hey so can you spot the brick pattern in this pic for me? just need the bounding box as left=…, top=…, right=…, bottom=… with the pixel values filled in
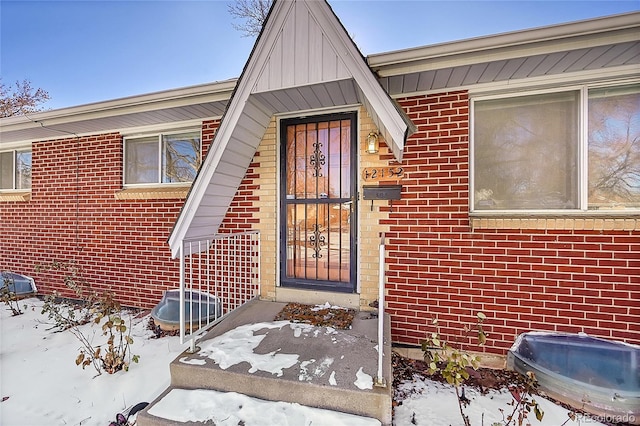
left=471, top=217, right=639, bottom=231
left=2, top=94, right=637, bottom=356
left=0, top=121, right=223, bottom=309
left=385, top=91, right=640, bottom=354
left=202, top=119, right=220, bottom=157
left=219, top=165, right=261, bottom=233
left=252, top=119, right=277, bottom=300
left=358, top=107, right=398, bottom=310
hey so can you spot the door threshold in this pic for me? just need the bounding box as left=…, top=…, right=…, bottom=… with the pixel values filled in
left=275, top=287, right=360, bottom=310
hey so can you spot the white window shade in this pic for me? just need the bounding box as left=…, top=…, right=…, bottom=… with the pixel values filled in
left=473, top=91, right=579, bottom=210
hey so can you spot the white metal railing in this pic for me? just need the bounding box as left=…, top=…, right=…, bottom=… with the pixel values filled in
left=375, top=232, right=387, bottom=387
left=179, top=231, right=260, bottom=351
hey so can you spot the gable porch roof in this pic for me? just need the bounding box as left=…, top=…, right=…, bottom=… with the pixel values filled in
left=168, top=0, right=414, bottom=257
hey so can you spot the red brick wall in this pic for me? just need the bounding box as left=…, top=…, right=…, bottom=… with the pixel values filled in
left=3, top=94, right=637, bottom=355
left=218, top=124, right=261, bottom=236
left=386, top=91, right=640, bottom=354
left=0, top=120, right=223, bottom=309
left=219, top=154, right=261, bottom=234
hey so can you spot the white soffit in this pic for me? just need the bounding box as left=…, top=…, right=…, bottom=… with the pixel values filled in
left=0, top=81, right=235, bottom=145
left=169, top=0, right=413, bottom=257
left=370, top=12, right=640, bottom=95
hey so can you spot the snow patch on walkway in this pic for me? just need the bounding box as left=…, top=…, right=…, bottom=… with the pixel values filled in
left=354, top=367, right=373, bottom=390
left=196, top=321, right=298, bottom=376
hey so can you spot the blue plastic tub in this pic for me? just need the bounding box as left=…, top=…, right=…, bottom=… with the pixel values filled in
left=507, top=332, right=640, bottom=424
left=1, top=272, right=38, bottom=296
left=151, top=289, right=222, bottom=331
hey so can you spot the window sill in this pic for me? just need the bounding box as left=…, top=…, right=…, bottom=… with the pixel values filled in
left=470, top=212, right=639, bottom=231
left=115, top=186, right=190, bottom=200
left=0, top=191, right=31, bottom=202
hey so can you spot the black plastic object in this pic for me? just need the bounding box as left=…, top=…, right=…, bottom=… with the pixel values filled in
left=362, top=185, right=402, bottom=200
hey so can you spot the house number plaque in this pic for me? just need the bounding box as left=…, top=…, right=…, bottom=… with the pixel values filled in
left=362, top=167, right=404, bottom=182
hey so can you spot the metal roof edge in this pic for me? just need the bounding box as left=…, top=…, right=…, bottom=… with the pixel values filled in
left=305, top=0, right=412, bottom=161
left=0, top=79, right=237, bottom=129
left=367, top=12, right=640, bottom=73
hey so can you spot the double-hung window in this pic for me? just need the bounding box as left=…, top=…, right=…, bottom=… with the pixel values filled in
left=124, top=130, right=201, bottom=185
left=472, top=83, right=640, bottom=212
left=0, top=149, right=32, bottom=190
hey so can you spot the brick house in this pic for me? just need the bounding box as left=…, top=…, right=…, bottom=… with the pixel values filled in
left=1, top=0, right=638, bottom=355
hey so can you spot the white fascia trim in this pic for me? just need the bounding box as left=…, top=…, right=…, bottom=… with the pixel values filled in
left=309, top=1, right=409, bottom=161
left=368, top=12, right=640, bottom=77
left=275, top=104, right=361, bottom=120
left=6, top=118, right=218, bottom=146
left=119, top=119, right=212, bottom=137
left=0, top=141, right=32, bottom=151
left=467, top=65, right=640, bottom=96
left=0, top=80, right=235, bottom=132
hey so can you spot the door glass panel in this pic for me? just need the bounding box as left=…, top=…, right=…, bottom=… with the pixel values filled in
left=285, top=202, right=351, bottom=283
left=282, top=114, right=355, bottom=290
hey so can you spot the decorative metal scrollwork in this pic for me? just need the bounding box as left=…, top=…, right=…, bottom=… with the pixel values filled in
left=309, top=223, right=326, bottom=258
left=309, top=141, right=325, bottom=177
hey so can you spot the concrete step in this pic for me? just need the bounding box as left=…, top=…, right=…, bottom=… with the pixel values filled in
left=137, top=299, right=393, bottom=425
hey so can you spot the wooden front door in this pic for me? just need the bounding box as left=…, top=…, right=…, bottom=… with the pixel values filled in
left=280, top=113, right=357, bottom=292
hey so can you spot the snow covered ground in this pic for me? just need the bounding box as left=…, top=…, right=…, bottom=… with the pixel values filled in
left=394, top=377, right=606, bottom=426
left=0, top=298, right=603, bottom=426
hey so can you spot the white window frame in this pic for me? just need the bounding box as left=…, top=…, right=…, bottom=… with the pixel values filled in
left=0, top=148, right=32, bottom=191
left=470, top=82, right=640, bottom=215
left=123, top=129, right=202, bottom=187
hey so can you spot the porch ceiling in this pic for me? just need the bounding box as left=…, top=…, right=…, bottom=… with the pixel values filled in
left=251, top=80, right=413, bottom=161
left=173, top=78, right=374, bottom=253
left=252, top=80, right=360, bottom=112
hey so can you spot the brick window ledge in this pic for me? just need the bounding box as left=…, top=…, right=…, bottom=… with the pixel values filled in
left=0, top=191, right=31, bottom=202
left=470, top=213, right=639, bottom=231
left=115, top=185, right=190, bottom=200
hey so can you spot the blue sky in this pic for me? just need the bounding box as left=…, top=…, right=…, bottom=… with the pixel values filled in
left=1, top=0, right=638, bottom=111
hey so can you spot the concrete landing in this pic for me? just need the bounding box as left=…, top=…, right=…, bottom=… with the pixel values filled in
left=137, top=298, right=392, bottom=425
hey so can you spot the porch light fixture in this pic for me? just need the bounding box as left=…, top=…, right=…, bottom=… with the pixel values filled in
left=366, top=131, right=379, bottom=154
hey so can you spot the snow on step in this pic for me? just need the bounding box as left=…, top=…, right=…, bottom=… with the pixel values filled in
left=148, top=388, right=381, bottom=425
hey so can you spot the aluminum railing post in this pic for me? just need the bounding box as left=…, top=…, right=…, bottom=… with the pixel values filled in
left=375, top=232, right=387, bottom=387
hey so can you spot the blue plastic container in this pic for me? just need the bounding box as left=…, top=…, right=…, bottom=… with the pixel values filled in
left=151, top=289, right=222, bottom=331
left=507, top=332, right=640, bottom=424
left=1, top=272, right=38, bottom=295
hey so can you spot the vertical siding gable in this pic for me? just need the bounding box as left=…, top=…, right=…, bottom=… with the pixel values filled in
left=170, top=0, right=412, bottom=253
left=254, top=1, right=351, bottom=92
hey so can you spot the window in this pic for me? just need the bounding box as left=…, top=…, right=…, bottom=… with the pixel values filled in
left=472, top=84, right=640, bottom=212
left=0, top=149, right=31, bottom=190
left=124, top=130, right=201, bottom=185
left=588, top=86, right=640, bottom=210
